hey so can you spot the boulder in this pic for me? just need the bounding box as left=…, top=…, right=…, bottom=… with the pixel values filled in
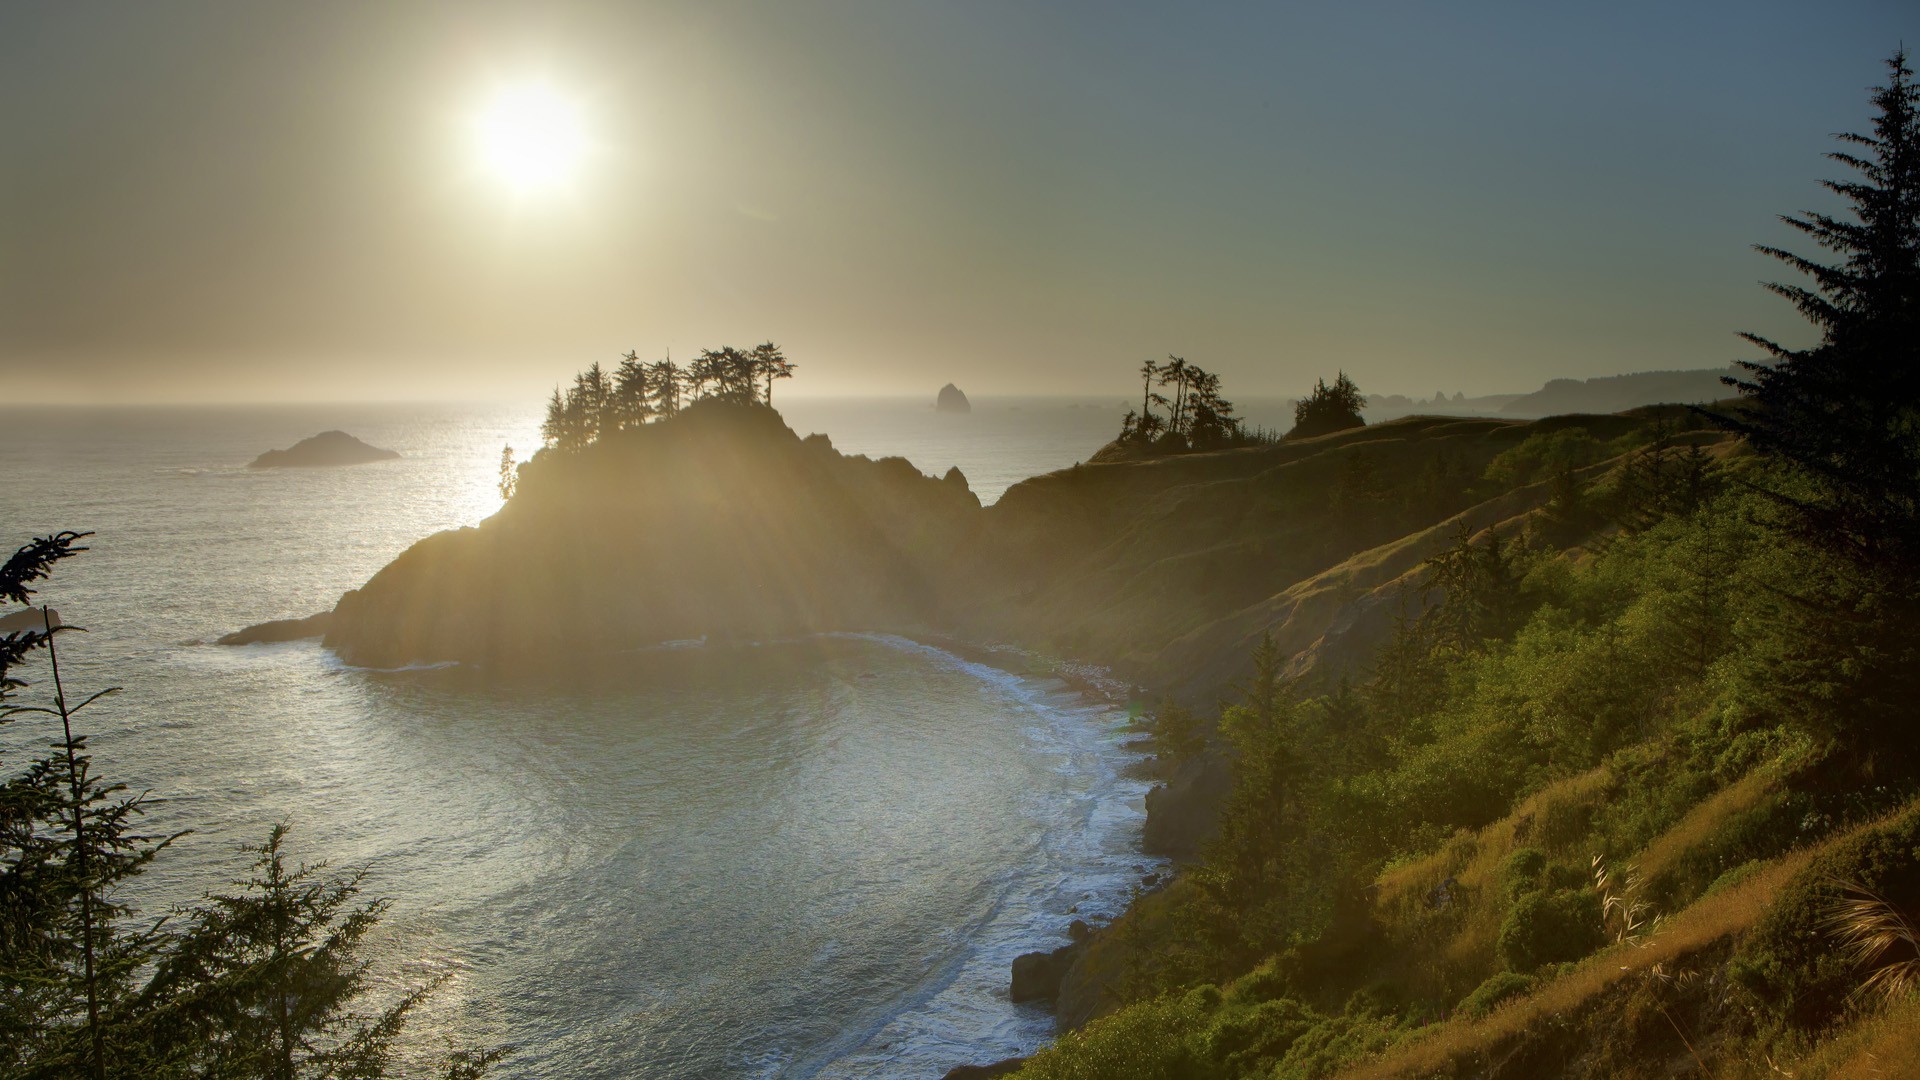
left=1142, top=751, right=1231, bottom=861
left=936, top=383, right=972, bottom=413
left=250, top=431, right=399, bottom=468
left=1010, top=935, right=1088, bottom=1002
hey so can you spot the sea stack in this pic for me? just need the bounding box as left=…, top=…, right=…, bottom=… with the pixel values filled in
left=935, top=383, right=971, bottom=413
left=250, top=431, right=400, bottom=468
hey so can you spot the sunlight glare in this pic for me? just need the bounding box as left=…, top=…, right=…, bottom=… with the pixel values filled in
left=471, top=81, right=588, bottom=195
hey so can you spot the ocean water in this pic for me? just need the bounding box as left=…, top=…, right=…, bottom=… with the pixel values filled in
left=0, top=398, right=1164, bottom=1078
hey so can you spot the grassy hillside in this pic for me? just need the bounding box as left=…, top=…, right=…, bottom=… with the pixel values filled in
left=994, top=425, right=1920, bottom=1079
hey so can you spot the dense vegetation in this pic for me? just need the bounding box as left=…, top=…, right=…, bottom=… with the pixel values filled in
left=1010, top=50, right=1920, bottom=1080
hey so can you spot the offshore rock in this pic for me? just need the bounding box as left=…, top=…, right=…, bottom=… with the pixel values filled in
left=0, top=607, right=59, bottom=634
left=936, top=383, right=972, bottom=413
left=250, top=430, right=399, bottom=468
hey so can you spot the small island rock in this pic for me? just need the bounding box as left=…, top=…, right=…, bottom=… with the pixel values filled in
left=0, top=607, right=59, bottom=635
left=935, top=383, right=972, bottom=413
left=250, top=431, right=400, bottom=469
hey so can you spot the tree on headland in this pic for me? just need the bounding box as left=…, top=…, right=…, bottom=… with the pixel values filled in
left=1287, top=372, right=1366, bottom=440
left=540, top=343, right=792, bottom=451
left=498, top=446, right=518, bottom=502
left=1115, top=355, right=1246, bottom=452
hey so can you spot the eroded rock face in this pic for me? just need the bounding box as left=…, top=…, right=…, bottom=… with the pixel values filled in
left=250, top=431, right=399, bottom=468
left=936, top=383, right=972, bottom=413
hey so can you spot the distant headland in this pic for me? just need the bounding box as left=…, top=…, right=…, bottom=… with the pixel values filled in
left=250, top=431, right=400, bottom=469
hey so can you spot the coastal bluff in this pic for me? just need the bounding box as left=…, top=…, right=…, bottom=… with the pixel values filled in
left=250, top=430, right=399, bottom=468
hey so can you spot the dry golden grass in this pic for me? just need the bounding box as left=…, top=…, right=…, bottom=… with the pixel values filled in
left=1372, top=766, right=1616, bottom=999
left=1336, top=801, right=1920, bottom=1080
left=1781, top=993, right=1920, bottom=1079
left=1335, top=845, right=1821, bottom=1080
left=1635, top=767, right=1780, bottom=889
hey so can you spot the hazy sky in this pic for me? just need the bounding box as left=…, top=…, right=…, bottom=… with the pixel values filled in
left=5, top=1, right=1918, bottom=403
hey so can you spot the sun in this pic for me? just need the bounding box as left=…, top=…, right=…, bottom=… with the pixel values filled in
left=470, top=81, right=588, bottom=194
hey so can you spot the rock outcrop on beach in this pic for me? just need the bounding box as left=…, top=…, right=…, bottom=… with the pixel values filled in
left=250, top=431, right=399, bottom=468
left=935, top=383, right=971, bottom=413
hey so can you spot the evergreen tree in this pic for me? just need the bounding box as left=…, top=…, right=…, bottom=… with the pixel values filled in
left=646, top=357, right=683, bottom=417
left=496, top=446, right=517, bottom=502
left=1, top=534, right=176, bottom=1079
left=1725, top=50, right=1920, bottom=569
left=749, top=342, right=795, bottom=405
left=145, top=826, right=502, bottom=1080
left=1287, top=372, right=1367, bottom=440
left=611, top=352, right=654, bottom=431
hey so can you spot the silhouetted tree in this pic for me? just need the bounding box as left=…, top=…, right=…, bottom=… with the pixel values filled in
left=1, top=536, right=175, bottom=1079
left=1287, top=372, right=1367, bottom=440
left=1724, top=50, right=1920, bottom=569
left=611, top=352, right=654, bottom=431
left=647, top=356, right=683, bottom=417
left=750, top=342, right=795, bottom=404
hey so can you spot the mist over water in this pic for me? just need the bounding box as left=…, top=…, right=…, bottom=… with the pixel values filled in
left=0, top=400, right=1162, bottom=1077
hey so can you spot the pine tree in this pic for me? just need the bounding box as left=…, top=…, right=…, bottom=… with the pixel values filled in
left=1725, top=50, right=1920, bottom=568
left=1, top=535, right=176, bottom=1079
left=146, top=826, right=482, bottom=1080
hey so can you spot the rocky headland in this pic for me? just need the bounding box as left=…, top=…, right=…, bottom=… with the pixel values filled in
left=226, top=396, right=1737, bottom=1064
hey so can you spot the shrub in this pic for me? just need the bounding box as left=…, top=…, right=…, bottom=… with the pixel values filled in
left=1729, top=806, right=1920, bottom=1038
left=1458, top=971, right=1534, bottom=1017
left=1497, top=888, right=1605, bottom=973
left=1501, top=848, right=1548, bottom=900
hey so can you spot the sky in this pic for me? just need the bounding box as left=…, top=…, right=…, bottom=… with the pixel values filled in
left=4, top=1, right=1919, bottom=404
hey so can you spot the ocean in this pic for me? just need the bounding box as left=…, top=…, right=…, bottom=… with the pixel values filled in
left=0, top=397, right=1165, bottom=1078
